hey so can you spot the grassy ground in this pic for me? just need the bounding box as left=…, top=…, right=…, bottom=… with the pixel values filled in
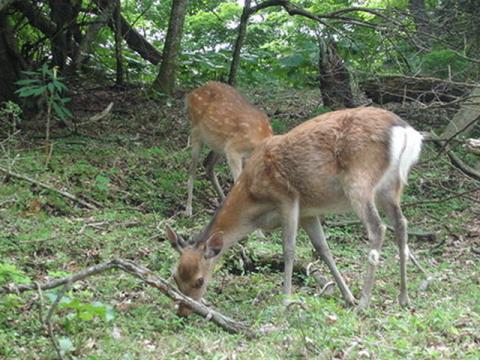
left=1, top=87, right=479, bottom=359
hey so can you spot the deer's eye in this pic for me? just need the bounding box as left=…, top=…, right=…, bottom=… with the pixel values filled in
left=194, top=277, right=204, bottom=288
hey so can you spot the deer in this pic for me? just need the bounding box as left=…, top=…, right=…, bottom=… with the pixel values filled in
left=167, top=107, right=423, bottom=316
left=185, top=81, right=273, bottom=217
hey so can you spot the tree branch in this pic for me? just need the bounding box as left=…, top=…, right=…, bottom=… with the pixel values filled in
left=248, top=1, right=384, bottom=30
left=69, top=1, right=117, bottom=72
left=0, top=259, right=256, bottom=337
left=13, top=0, right=56, bottom=37
left=94, top=0, right=162, bottom=65
left=0, top=166, right=99, bottom=210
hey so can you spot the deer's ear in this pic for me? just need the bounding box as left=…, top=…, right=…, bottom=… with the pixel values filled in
left=204, top=232, right=223, bottom=259
left=166, top=225, right=186, bottom=252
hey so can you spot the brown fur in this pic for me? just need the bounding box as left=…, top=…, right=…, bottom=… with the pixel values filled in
left=173, top=106, right=421, bottom=312
left=186, top=82, right=272, bottom=154
left=185, top=82, right=273, bottom=217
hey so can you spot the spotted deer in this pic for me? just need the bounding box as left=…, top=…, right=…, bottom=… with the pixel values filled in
left=168, top=107, right=423, bottom=315
left=185, top=81, right=272, bottom=217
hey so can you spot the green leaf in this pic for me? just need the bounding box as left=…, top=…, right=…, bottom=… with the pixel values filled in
left=15, top=79, right=40, bottom=86
left=53, top=80, right=67, bottom=92
left=62, top=107, right=73, bottom=118
left=16, top=87, right=46, bottom=97
left=51, top=102, right=71, bottom=120
left=20, top=70, right=39, bottom=76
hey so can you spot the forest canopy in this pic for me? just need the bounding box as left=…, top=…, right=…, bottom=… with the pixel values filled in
left=1, top=0, right=479, bottom=104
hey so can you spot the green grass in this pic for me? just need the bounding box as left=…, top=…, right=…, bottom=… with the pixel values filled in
left=1, top=97, right=479, bottom=359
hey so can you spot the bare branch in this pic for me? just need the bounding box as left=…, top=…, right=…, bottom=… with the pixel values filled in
left=0, top=166, right=99, bottom=210
left=46, top=281, right=72, bottom=360
left=0, top=259, right=256, bottom=337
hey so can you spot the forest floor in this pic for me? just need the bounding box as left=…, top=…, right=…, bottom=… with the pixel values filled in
left=1, top=86, right=479, bottom=359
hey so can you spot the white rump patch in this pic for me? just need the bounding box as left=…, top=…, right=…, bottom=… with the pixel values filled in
left=368, top=249, right=380, bottom=266
left=404, top=244, right=410, bottom=259
left=390, top=126, right=423, bottom=184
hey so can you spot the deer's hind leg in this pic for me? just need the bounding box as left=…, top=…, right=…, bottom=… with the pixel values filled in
left=377, top=181, right=410, bottom=307
left=302, top=216, right=356, bottom=306
left=347, top=183, right=387, bottom=310
left=204, top=151, right=225, bottom=200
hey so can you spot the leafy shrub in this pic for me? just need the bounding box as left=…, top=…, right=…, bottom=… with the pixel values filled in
left=419, top=49, right=470, bottom=80
left=15, top=64, right=72, bottom=121
left=0, top=262, right=31, bottom=285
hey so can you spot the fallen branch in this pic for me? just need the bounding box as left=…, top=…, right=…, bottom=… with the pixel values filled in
left=446, top=148, right=480, bottom=182
left=46, top=281, right=71, bottom=360
left=0, top=166, right=98, bottom=210
left=0, top=259, right=255, bottom=337
left=77, top=102, right=114, bottom=126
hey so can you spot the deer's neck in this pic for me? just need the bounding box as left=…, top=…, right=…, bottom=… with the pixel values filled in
left=208, top=180, right=258, bottom=253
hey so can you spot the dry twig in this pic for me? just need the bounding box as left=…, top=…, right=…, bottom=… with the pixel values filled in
left=0, top=259, right=255, bottom=337
left=45, top=281, right=71, bottom=360
left=0, top=166, right=98, bottom=210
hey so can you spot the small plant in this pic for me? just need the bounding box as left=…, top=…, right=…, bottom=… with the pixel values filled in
left=15, top=65, right=72, bottom=161
left=0, top=101, right=22, bottom=137
left=0, top=262, right=31, bottom=285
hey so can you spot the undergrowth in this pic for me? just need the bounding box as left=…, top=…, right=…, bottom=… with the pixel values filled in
left=0, top=87, right=479, bottom=359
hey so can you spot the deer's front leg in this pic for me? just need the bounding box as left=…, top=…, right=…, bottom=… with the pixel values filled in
left=281, top=198, right=300, bottom=303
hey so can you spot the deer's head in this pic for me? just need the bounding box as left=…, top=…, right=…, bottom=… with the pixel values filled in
left=166, top=225, right=223, bottom=316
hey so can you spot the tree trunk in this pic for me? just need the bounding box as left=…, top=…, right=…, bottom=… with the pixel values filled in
left=0, top=10, right=23, bottom=103
left=318, top=37, right=355, bottom=109
left=228, top=0, right=251, bottom=86
left=441, top=86, right=480, bottom=139
left=48, top=0, right=73, bottom=69
left=152, top=0, right=189, bottom=96
left=68, top=1, right=116, bottom=73
left=13, top=0, right=56, bottom=38
left=94, top=0, right=162, bottom=65
left=114, top=0, right=124, bottom=86
left=409, top=0, right=430, bottom=48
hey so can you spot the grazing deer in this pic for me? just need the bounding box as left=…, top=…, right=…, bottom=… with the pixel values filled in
left=168, top=107, right=423, bottom=315
left=185, top=81, right=272, bottom=216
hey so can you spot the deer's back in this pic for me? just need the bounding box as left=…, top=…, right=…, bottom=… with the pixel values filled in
left=244, top=107, right=406, bottom=211
left=186, top=82, right=272, bottom=154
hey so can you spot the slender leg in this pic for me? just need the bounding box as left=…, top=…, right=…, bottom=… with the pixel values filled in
left=354, top=200, right=386, bottom=310
left=301, top=216, right=356, bottom=306
left=186, top=139, right=202, bottom=217
left=225, top=151, right=243, bottom=182
left=382, top=201, right=410, bottom=307
left=204, top=151, right=225, bottom=200
left=281, top=198, right=300, bottom=302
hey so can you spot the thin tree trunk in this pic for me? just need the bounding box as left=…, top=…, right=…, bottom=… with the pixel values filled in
left=152, top=0, right=189, bottom=96
left=409, top=0, right=430, bottom=48
left=114, top=0, right=124, bottom=86
left=0, top=10, right=23, bottom=103
left=228, top=0, right=251, bottom=86
left=94, top=0, right=162, bottom=65
left=48, top=0, right=72, bottom=69
left=68, top=1, right=116, bottom=73
left=318, top=37, right=355, bottom=109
